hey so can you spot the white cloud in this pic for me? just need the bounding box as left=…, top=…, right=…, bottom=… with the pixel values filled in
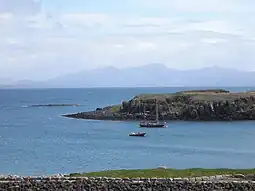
left=134, top=0, right=253, bottom=12
left=26, top=13, right=57, bottom=29
left=0, top=12, right=13, bottom=20
left=0, top=0, right=41, bottom=15
left=59, top=13, right=112, bottom=28
left=201, top=38, right=227, bottom=44
left=189, top=20, right=241, bottom=35
left=170, top=0, right=242, bottom=12
left=122, top=17, right=172, bottom=27
left=114, top=44, right=125, bottom=49
left=135, top=41, right=157, bottom=51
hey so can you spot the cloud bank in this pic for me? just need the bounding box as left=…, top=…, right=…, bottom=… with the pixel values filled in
left=0, top=0, right=255, bottom=80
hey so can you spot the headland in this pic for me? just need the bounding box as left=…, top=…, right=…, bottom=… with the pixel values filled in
left=63, top=89, right=255, bottom=121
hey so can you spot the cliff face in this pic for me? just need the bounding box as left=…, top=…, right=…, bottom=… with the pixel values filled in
left=64, top=90, right=255, bottom=121
left=121, top=90, right=255, bottom=121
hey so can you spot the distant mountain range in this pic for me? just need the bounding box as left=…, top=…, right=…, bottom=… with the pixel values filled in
left=1, top=64, right=255, bottom=88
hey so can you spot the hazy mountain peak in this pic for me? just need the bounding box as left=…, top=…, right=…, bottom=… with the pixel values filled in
left=144, top=63, right=168, bottom=69
left=200, top=65, right=243, bottom=74
left=96, top=66, right=119, bottom=71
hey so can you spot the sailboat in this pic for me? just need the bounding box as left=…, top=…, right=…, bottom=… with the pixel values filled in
left=139, top=99, right=167, bottom=128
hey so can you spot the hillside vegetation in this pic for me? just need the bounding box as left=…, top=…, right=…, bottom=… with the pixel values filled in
left=70, top=168, right=255, bottom=178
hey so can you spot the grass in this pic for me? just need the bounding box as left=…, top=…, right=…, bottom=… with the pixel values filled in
left=110, top=104, right=122, bottom=112
left=135, top=91, right=255, bottom=103
left=179, top=89, right=230, bottom=93
left=137, top=89, right=230, bottom=99
left=70, top=168, right=255, bottom=178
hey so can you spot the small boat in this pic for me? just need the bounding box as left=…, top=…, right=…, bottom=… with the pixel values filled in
left=129, top=132, right=146, bottom=137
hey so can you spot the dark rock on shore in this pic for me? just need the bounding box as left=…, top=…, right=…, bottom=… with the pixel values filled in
left=63, top=89, right=255, bottom=121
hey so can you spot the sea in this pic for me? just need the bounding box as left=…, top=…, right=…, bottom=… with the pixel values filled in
left=1, top=87, right=255, bottom=176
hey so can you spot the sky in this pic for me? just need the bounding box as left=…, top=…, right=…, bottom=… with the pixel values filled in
left=0, top=0, right=255, bottom=80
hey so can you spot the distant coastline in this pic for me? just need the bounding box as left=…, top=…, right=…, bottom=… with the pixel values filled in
left=2, top=65, right=255, bottom=89
left=63, top=89, right=255, bottom=121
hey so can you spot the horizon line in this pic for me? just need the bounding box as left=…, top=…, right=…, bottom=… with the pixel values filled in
left=1, top=86, right=255, bottom=90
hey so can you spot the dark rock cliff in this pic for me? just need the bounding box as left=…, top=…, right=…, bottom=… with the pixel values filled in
left=64, top=89, right=255, bottom=121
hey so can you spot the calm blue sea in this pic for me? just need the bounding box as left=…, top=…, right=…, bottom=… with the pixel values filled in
left=1, top=87, right=255, bottom=176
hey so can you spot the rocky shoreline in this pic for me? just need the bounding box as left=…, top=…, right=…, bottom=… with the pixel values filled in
left=1, top=174, right=255, bottom=190
left=63, top=89, right=255, bottom=121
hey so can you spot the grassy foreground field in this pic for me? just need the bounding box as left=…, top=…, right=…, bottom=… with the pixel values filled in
left=70, top=168, right=255, bottom=178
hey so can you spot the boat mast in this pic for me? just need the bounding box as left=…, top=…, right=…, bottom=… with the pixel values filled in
left=139, top=98, right=146, bottom=120
left=156, top=99, right=159, bottom=122
left=143, top=103, right=146, bottom=120
left=138, top=99, right=140, bottom=113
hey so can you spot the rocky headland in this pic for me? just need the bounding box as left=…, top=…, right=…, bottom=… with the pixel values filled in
left=63, top=89, right=255, bottom=121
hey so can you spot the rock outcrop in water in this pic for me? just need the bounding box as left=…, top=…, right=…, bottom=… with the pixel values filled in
left=63, top=89, right=255, bottom=121
left=31, top=104, right=81, bottom=107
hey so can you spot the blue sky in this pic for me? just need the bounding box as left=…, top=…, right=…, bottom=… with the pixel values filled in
left=0, top=0, right=255, bottom=80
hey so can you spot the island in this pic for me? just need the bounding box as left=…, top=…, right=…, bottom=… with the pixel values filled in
left=63, top=89, right=255, bottom=121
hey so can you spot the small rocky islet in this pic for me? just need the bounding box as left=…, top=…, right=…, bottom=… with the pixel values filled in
left=30, top=104, right=81, bottom=107
left=63, top=89, right=255, bottom=121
